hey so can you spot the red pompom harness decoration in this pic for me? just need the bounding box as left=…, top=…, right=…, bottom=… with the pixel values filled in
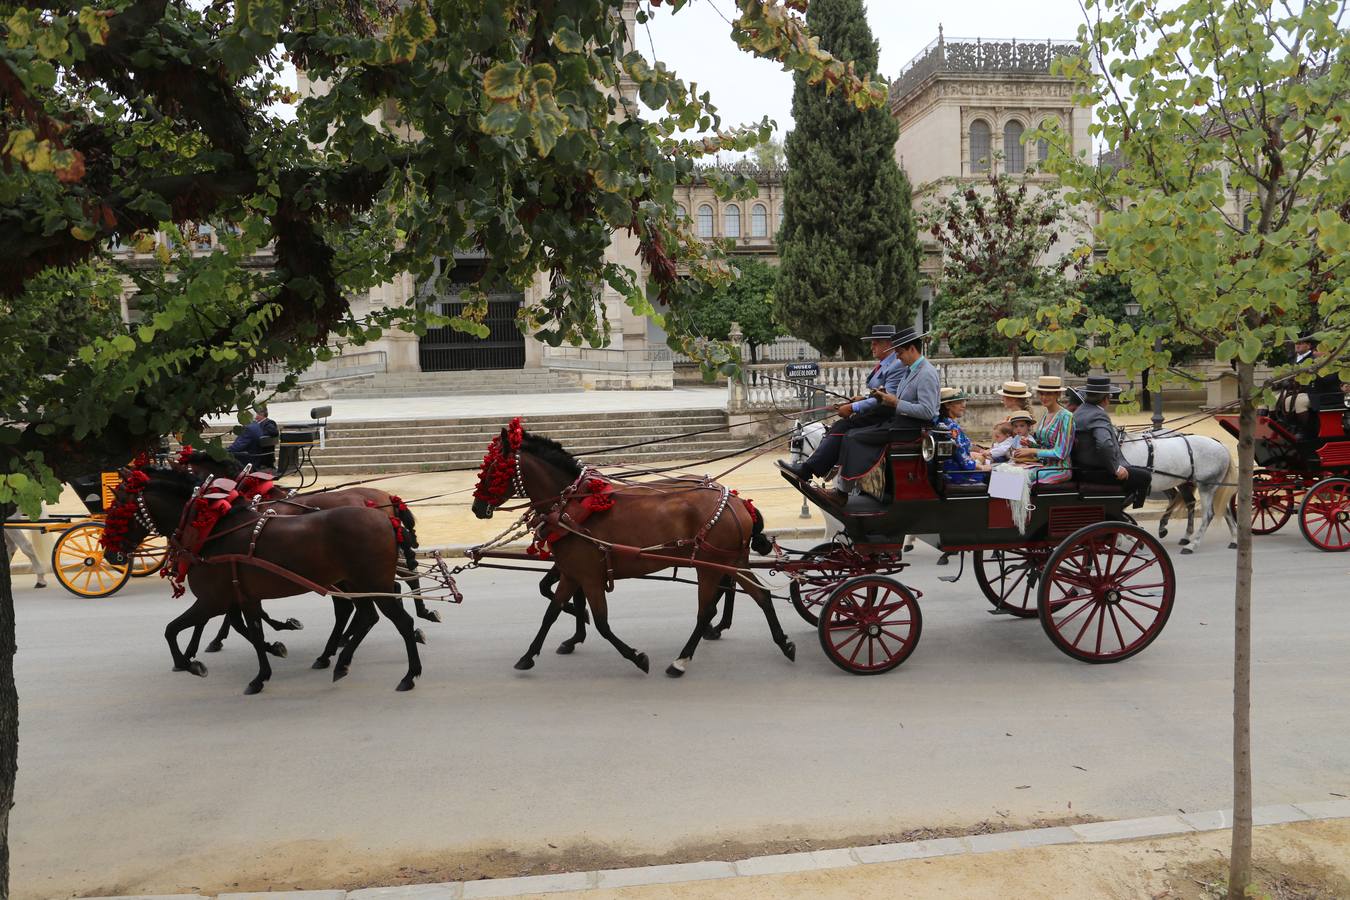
left=100, top=469, right=150, bottom=554
left=366, top=496, right=409, bottom=545
left=474, top=417, right=524, bottom=506
left=527, top=474, right=616, bottom=560
left=162, top=478, right=242, bottom=598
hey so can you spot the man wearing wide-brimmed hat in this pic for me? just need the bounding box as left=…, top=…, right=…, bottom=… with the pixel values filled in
left=779, top=324, right=908, bottom=481
left=1069, top=374, right=1151, bottom=505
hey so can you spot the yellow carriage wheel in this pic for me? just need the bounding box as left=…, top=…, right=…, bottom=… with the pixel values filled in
left=130, top=535, right=168, bottom=577
left=51, top=522, right=132, bottom=598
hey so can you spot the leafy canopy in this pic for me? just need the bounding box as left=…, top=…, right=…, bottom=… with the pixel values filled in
left=0, top=0, right=889, bottom=515
left=683, top=256, right=783, bottom=360
left=1010, top=0, right=1350, bottom=390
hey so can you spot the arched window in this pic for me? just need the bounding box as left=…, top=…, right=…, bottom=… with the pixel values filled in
left=676, top=203, right=687, bottom=220
left=697, top=204, right=714, bottom=237
left=724, top=203, right=741, bottom=238
left=751, top=203, right=768, bottom=237
left=1004, top=120, right=1025, bottom=174
left=969, top=120, right=991, bottom=174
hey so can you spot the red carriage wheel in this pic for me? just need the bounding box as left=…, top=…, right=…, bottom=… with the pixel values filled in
left=817, top=576, right=922, bottom=675
left=787, top=542, right=853, bottom=626
left=1297, top=477, right=1350, bottom=552
left=974, top=548, right=1050, bottom=618
left=1036, top=522, right=1175, bottom=664
left=1233, top=473, right=1296, bottom=535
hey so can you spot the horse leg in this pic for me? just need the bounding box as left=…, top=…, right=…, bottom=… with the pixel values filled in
left=516, top=572, right=573, bottom=670
left=1186, top=483, right=1222, bottom=553
left=332, top=600, right=379, bottom=682
left=582, top=580, right=649, bottom=674
left=1178, top=483, right=1198, bottom=547
left=164, top=601, right=212, bottom=677
left=259, top=604, right=304, bottom=633
left=374, top=594, right=423, bottom=691
left=666, top=570, right=725, bottom=678
left=1158, top=488, right=1176, bottom=539
left=738, top=571, right=796, bottom=662
left=184, top=618, right=208, bottom=659
left=204, top=614, right=232, bottom=653
left=703, top=575, right=735, bottom=640
left=556, top=584, right=589, bottom=654
left=313, top=596, right=355, bottom=670
left=228, top=606, right=272, bottom=695
left=405, top=546, right=440, bottom=623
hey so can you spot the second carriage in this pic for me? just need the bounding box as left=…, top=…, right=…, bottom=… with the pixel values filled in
left=776, top=425, right=1176, bottom=674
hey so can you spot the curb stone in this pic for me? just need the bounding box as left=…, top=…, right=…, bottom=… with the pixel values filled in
left=89, top=805, right=1348, bottom=900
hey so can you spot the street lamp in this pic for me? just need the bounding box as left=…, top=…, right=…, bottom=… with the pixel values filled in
left=1122, top=300, right=1165, bottom=430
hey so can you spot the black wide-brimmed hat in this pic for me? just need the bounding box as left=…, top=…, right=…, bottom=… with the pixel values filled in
left=861, top=324, right=898, bottom=341
left=1064, top=386, right=1084, bottom=406
left=1080, top=374, right=1123, bottom=395
left=888, top=326, right=929, bottom=350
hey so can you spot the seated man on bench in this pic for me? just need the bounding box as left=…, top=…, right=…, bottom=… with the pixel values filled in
left=1063, top=375, right=1151, bottom=505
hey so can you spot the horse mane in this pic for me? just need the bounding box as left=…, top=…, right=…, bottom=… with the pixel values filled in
left=145, top=466, right=206, bottom=497
left=521, top=430, right=582, bottom=479
left=180, top=451, right=242, bottom=476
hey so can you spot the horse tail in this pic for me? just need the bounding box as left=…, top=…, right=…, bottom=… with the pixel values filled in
left=387, top=494, right=419, bottom=564
left=743, top=497, right=772, bottom=556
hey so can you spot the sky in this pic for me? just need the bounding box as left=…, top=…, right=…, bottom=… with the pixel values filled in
left=636, top=0, right=1090, bottom=149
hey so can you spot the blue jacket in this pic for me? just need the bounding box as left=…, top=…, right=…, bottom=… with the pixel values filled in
left=850, top=352, right=905, bottom=417
left=228, top=417, right=278, bottom=465
left=893, top=357, right=941, bottom=424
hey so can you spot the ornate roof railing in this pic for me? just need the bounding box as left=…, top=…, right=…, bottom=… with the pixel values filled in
left=891, top=33, right=1082, bottom=102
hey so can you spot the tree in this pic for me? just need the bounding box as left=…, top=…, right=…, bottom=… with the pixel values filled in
left=922, top=171, right=1084, bottom=375
left=777, top=0, right=920, bottom=359
left=685, top=257, right=783, bottom=362
left=1066, top=272, right=1134, bottom=375
left=751, top=136, right=785, bottom=169
left=1010, top=2, right=1349, bottom=895
left=0, top=2, right=888, bottom=894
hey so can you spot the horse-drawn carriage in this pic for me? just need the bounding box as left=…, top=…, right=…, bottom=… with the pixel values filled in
left=4, top=470, right=168, bottom=597
left=1218, top=388, right=1350, bottom=551
left=774, top=426, right=1176, bottom=674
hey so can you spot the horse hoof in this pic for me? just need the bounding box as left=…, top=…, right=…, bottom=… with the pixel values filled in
left=936, top=554, right=950, bottom=566
left=1228, top=542, right=1237, bottom=549
left=312, top=657, right=330, bottom=670
left=702, top=626, right=722, bottom=641
left=1181, top=546, right=1194, bottom=555
left=396, top=677, right=416, bottom=692
left=1179, top=538, right=1191, bottom=546
left=781, top=640, right=797, bottom=662
left=903, top=544, right=915, bottom=553
left=188, top=660, right=208, bottom=677
left=414, top=628, right=427, bottom=645
left=633, top=652, right=650, bottom=674
left=204, top=641, right=223, bottom=653
left=556, top=640, right=578, bottom=655
left=417, top=609, right=442, bottom=623
left=244, top=682, right=263, bottom=695
left=514, top=656, right=535, bottom=671
left=268, top=642, right=288, bottom=659
left=284, top=618, right=304, bottom=631
left=665, top=663, right=686, bottom=678
left=333, top=665, right=349, bottom=682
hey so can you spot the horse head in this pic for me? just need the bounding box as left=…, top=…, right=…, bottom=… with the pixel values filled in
left=472, top=420, right=525, bottom=519
left=101, top=467, right=199, bottom=564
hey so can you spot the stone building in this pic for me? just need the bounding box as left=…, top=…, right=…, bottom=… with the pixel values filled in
left=888, top=30, right=1096, bottom=300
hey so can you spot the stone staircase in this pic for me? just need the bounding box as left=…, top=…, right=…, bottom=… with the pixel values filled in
left=325, top=370, right=581, bottom=399
left=209, top=410, right=757, bottom=475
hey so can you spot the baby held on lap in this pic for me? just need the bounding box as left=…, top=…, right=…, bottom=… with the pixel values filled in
left=978, top=417, right=1037, bottom=469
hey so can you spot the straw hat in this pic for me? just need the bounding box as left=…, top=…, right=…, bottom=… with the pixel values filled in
left=1033, top=375, right=1066, bottom=393
left=939, top=387, right=967, bottom=403
left=997, top=380, right=1030, bottom=399
left=1007, top=411, right=1036, bottom=425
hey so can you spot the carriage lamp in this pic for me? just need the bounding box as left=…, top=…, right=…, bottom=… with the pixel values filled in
left=1122, top=301, right=1165, bottom=430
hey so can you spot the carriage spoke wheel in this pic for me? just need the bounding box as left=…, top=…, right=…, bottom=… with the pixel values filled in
left=974, top=548, right=1049, bottom=618
left=817, top=576, right=922, bottom=675
left=1235, top=473, right=1296, bottom=535
left=788, top=542, right=853, bottom=626
left=1297, top=477, right=1350, bottom=552
left=130, top=535, right=168, bottom=577
left=51, top=522, right=131, bottom=598
left=1037, top=522, right=1175, bottom=664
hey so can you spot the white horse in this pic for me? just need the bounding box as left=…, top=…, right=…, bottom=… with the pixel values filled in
left=1118, top=431, right=1238, bottom=554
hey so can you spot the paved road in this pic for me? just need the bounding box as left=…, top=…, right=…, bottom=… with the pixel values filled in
left=12, top=529, right=1350, bottom=897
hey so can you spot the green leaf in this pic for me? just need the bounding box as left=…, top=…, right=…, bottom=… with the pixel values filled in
left=1238, top=334, right=1262, bottom=365
left=111, top=334, right=136, bottom=353
left=483, top=61, right=525, bottom=100
left=479, top=102, right=521, bottom=135
left=553, top=28, right=584, bottom=53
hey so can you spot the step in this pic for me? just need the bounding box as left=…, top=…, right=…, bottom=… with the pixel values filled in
left=311, top=445, right=760, bottom=474
left=318, top=423, right=734, bottom=448
left=309, top=437, right=752, bottom=466
left=209, top=409, right=727, bottom=432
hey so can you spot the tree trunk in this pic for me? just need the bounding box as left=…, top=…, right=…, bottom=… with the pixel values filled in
left=1227, top=360, right=1255, bottom=899
left=1010, top=341, right=1021, bottom=381
left=0, top=537, right=15, bottom=900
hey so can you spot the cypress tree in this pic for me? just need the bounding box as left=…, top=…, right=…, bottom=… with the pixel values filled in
left=777, top=0, right=920, bottom=359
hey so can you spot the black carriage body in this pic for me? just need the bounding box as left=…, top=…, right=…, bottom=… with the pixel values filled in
left=793, top=435, right=1128, bottom=552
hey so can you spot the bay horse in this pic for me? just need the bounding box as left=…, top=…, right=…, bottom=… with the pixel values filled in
left=471, top=422, right=792, bottom=677
left=105, top=468, right=422, bottom=694
left=176, top=452, right=435, bottom=667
